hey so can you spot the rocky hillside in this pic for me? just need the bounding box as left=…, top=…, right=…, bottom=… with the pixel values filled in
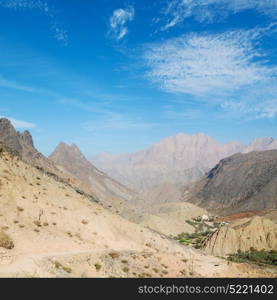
left=49, top=142, right=135, bottom=214
left=0, top=118, right=92, bottom=195
left=203, top=216, right=277, bottom=257
left=91, top=133, right=277, bottom=191
left=185, top=150, right=277, bottom=214
left=0, top=118, right=56, bottom=172
left=1, top=143, right=270, bottom=278
left=0, top=118, right=135, bottom=215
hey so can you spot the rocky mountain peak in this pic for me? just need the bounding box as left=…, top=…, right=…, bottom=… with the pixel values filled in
left=50, top=142, right=87, bottom=163
left=0, top=118, right=36, bottom=152
left=0, top=118, right=23, bottom=153
left=49, top=141, right=136, bottom=207
left=19, top=130, right=34, bottom=148
left=0, top=117, right=60, bottom=173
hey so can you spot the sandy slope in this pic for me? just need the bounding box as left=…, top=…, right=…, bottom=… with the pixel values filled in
left=0, top=148, right=275, bottom=278
left=137, top=202, right=208, bottom=237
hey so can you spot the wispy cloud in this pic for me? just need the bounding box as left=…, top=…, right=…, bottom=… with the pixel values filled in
left=163, top=107, right=207, bottom=120
left=51, top=23, right=68, bottom=46
left=0, top=0, right=49, bottom=11
left=109, top=6, right=134, bottom=40
left=161, top=0, right=277, bottom=29
left=222, top=99, right=277, bottom=120
left=0, top=74, right=60, bottom=96
left=143, top=28, right=276, bottom=96
left=0, top=115, right=36, bottom=129
left=83, top=114, right=157, bottom=132
left=0, top=75, right=39, bottom=92
left=0, top=0, right=68, bottom=45
left=59, top=97, right=110, bottom=115
left=60, top=97, right=158, bottom=132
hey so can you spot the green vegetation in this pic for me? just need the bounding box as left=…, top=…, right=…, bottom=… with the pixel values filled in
left=53, top=261, right=72, bottom=273
left=95, top=263, right=102, bottom=271
left=174, top=231, right=211, bottom=248
left=138, top=272, right=152, bottom=278
left=17, top=206, right=24, bottom=212
left=185, top=220, right=195, bottom=226
left=122, top=267, right=129, bottom=273
left=121, top=259, right=128, bottom=264
left=0, top=230, right=14, bottom=249
left=227, top=248, right=277, bottom=266
left=175, top=216, right=225, bottom=249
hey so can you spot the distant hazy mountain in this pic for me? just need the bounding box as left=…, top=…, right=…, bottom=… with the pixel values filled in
left=185, top=150, right=277, bottom=214
left=49, top=142, right=136, bottom=213
left=91, top=133, right=277, bottom=191
left=242, top=137, right=277, bottom=153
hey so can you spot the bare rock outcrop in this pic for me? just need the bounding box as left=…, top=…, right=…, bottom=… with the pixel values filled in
left=0, top=118, right=57, bottom=172
left=203, top=216, right=277, bottom=257
left=185, top=150, right=277, bottom=214
left=49, top=142, right=136, bottom=214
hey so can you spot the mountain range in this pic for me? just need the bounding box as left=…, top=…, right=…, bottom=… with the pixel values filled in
left=0, top=141, right=231, bottom=278
left=0, top=117, right=276, bottom=277
left=0, top=118, right=134, bottom=215
left=49, top=142, right=135, bottom=215
left=184, top=150, right=277, bottom=215
left=91, top=133, right=277, bottom=191
left=2, top=118, right=270, bottom=277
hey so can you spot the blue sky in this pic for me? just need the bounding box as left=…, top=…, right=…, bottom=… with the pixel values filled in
left=0, top=0, right=276, bottom=156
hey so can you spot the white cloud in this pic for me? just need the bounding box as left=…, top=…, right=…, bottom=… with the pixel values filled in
left=0, top=0, right=49, bottom=11
left=52, top=24, right=68, bottom=45
left=0, top=75, right=61, bottom=97
left=258, top=100, right=277, bottom=119
left=0, top=75, right=38, bottom=92
left=60, top=98, right=158, bottom=131
left=163, top=107, right=206, bottom=120
left=0, top=0, right=68, bottom=45
left=109, top=6, right=134, bottom=40
left=161, top=0, right=277, bottom=29
left=0, top=116, right=36, bottom=128
left=59, top=98, right=110, bottom=115
left=143, top=29, right=276, bottom=96
left=83, top=114, right=157, bottom=132
left=222, top=99, right=277, bottom=120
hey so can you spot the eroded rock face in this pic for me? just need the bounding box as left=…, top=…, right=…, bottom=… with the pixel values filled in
left=0, top=118, right=50, bottom=167
left=0, top=118, right=136, bottom=216
left=49, top=142, right=136, bottom=213
left=0, top=118, right=99, bottom=202
left=186, top=150, right=277, bottom=214
left=203, top=216, right=277, bottom=257
left=0, top=118, right=22, bottom=154
left=19, top=130, right=34, bottom=148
